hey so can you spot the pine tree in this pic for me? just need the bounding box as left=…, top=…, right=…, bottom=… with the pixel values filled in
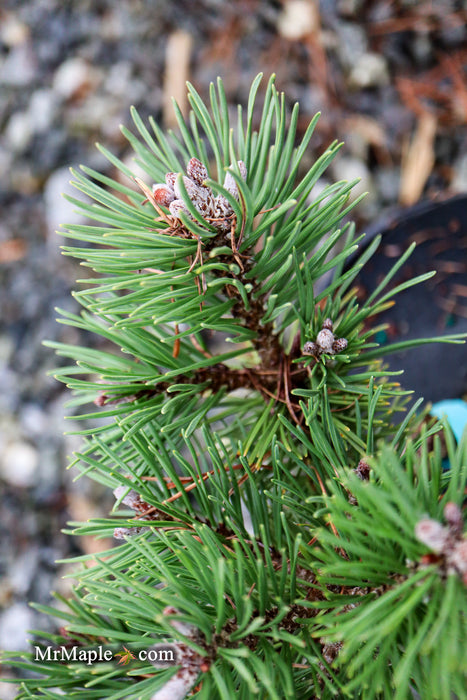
left=4, top=74, right=466, bottom=700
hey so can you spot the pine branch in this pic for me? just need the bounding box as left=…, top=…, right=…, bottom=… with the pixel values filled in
left=3, top=74, right=466, bottom=700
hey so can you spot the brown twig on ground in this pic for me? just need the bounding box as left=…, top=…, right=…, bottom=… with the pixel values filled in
left=399, top=111, right=437, bottom=206
left=396, top=49, right=467, bottom=126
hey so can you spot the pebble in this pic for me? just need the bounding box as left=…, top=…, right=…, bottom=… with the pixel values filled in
left=20, top=403, right=49, bottom=437
left=4, top=111, right=33, bottom=154
left=409, top=33, right=432, bottom=66
left=277, top=0, right=319, bottom=40
left=43, top=165, right=89, bottom=240
left=28, top=88, right=59, bottom=133
left=8, top=548, right=41, bottom=596
left=0, top=13, right=30, bottom=47
left=349, top=52, right=390, bottom=89
left=335, top=22, right=368, bottom=70
left=375, top=168, right=400, bottom=204
left=52, top=56, right=99, bottom=100
left=0, top=369, right=19, bottom=413
left=0, top=145, right=13, bottom=185
left=452, top=153, right=467, bottom=193
left=0, top=602, right=36, bottom=651
left=337, top=0, right=365, bottom=17
left=0, top=43, right=37, bottom=86
left=1, top=440, right=39, bottom=488
left=66, top=95, right=124, bottom=140
left=0, top=679, right=18, bottom=700
left=0, top=335, right=14, bottom=365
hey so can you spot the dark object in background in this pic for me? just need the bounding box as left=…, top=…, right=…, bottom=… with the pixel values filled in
left=351, top=195, right=467, bottom=403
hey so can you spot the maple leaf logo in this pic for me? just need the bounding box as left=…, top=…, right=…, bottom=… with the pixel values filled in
left=115, top=646, right=136, bottom=665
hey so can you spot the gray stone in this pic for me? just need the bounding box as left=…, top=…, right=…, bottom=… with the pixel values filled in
left=4, top=110, right=33, bottom=153
left=28, top=88, right=59, bottom=133
left=0, top=43, right=37, bottom=86
left=410, top=34, right=432, bottom=66
left=277, top=0, right=319, bottom=40
left=9, top=548, right=40, bottom=596
left=20, top=403, right=48, bottom=437
left=452, top=153, right=467, bottom=193
left=0, top=679, right=19, bottom=700
left=335, top=23, right=368, bottom=70
left=0, top=603, right=35, bottom=651
left=0, top=13, right=30, bottom=48
left=44, top=166, right=89, bottom=243
left=349, top=53, right=389, bottom=89
left=0, top=144, right=13, bottom=181
left=337, top=0, right=365, bottom=16
left=52, top=56, right=100, bottom=100
left=1, top=440, right=39, bottom=488
left=375, top=168, right=400, bottom=204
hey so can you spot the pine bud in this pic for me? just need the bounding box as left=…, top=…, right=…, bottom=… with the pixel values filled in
left=165, top=172, right=177, bottom=189
left=94, top=392, right=107, bottom=406
left=174, top=175, right=202, bottom=202
left=332, top=337, right=348, bottom=353
left=169, top=199, right=188, bottom=218
left=222, top=161, right=247, bottom=197
left=450, top=539, right=467, bottom=576
left=322, top=318, right=333, bottom=331
left=415, top=518, right=449, bottom=553
left=113, top=486, right=142, bottom=510
left=152, top=183, right=175, bottom=207
left=316, top=328, right=334, bottom=353
left=303, top=341, right=318, bottom=356
left=237, top=160, right=247, bottom=181
left=186, top=157, right=208, bottom=186
left=355, top=459, right=370, bottom=480
left=444, top=502, right=463, bottom=532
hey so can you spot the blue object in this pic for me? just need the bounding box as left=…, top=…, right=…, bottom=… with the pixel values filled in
left=431, top=399, right=467, bottom=443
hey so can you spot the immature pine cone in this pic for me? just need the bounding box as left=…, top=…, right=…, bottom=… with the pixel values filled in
left=152, top=157, right=247, bottom=232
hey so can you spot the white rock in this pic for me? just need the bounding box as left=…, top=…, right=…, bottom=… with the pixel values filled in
left=452, top=153, right=467, bottom=192
left=4, top=111, right=33, bottom=153
left=337, top=0, right=364, bottom=16
left=53, top=56, right=98, bottom=99
left=349, top=52, right=389, bottom=88
left=0, top=680, right=18, bottom=700
left=0, top=334, right=14, bottom=364
left=0, top=603, right=35, bottom=651
left=0, top=13, right=30, bottom=47
left=44, top=165, right=89, bottom=242
left=66, top=95, right=122, bottom=139
left=277, top=0, right=319, bottom=40
left=1, top=441, right=38, bottom=487
left=336, top=23, right=368, bottom=70
left=28, top=88, right=59, bottom=133
left=0, top=145, right=13, bottom=182
left=0, top=43, right=37, bottom=86
left=9, top=548, right=40, bottom=596
left=104, top=61, right=132, bottom=96
left=20, top=403, right=48, bottom=436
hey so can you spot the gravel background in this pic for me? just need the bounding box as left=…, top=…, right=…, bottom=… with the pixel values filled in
left=1, top=1, right=467, bottom=694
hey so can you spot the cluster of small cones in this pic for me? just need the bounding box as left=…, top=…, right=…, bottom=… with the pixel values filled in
left=151, top=157, right=247, bottom=232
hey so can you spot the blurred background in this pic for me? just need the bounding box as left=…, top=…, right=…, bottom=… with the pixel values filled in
left=1, top=0, right=467, bottom=694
